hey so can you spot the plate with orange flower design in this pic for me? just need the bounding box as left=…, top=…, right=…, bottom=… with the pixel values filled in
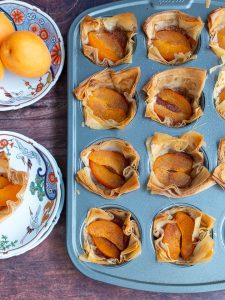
left=0, top=0, right=65, bottom=110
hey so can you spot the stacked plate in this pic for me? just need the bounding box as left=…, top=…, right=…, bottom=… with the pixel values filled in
left=0, top=131, right=64, bottom=259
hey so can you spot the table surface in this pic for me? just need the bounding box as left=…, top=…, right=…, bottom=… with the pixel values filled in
left=1, top=0, right=225, bottom=299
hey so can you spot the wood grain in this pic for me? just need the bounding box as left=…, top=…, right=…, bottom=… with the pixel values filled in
left=1, top=1, right=224, bottom=299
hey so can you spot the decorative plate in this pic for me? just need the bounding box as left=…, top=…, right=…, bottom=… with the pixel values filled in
left=0, top=0, right=65, bottom=111
left=0, top=131, right=63, bottom=258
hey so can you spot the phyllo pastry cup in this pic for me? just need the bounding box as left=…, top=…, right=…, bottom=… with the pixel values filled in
left=213, top=138, right=225, bottom=188
left=76, top=139, right=140, bottom=199
left=143, top=10, right=203, bottom=65
left=146, top=131, right=215, bottom=198
left=143, top=68, right=206, bottom=127
left=74, top=67, right=140, bottom=129
left=0, top=152, right=28, bottom=222
left=80, top=12, right=137, bottom=67
left=213, top=67, right=225, bottom=119
left=79, top=207, right=141, bottom=265
left=208, top=7, right=225, bottom=61
left=153, top=206, right=215, bottom=265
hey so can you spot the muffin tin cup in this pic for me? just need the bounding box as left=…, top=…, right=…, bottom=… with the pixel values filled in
left=67, top=0, right=225, bottom=293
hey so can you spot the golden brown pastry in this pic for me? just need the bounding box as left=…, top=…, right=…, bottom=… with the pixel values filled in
left=79, top=207, right=141, bottom=265
left=0, top=152, right=28, bottom=222
left=208, top=7, right=225, bottom=61
left=153, top=206, right=215, bottom=265
left=76, top=139, right=140, bottom=199
left=146, top=131, right=215, bottom=198
left=74, top=67, right=140, bottom=129
left=213, top=138, right=225, bottom=188
left=80, top=13, right=137, bottom=67
left=143, top=68, right=206, bottom=127
left=143, top=10, right=203, bottom=65
left=213, top=67, right=225, bottom=119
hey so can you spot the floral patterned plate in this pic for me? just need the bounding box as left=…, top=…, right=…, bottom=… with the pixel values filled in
left=0, top=131, right=63, bottom=258
left=0, top=1, right=65, bottom=111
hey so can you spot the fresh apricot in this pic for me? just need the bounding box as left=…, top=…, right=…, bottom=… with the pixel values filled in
left=92, top=236, right=120, bottom=259
left=88, top=29, right=127, bottom=62
left=89, top=161, right=125, bottom=189
left=0, top=184, right=22, bottom=207
left=218, top=27, right=225, bottom=50
left=0, top=176, right=10, bottom=189
left=152, top=30, right=192, bottom=61
left=154, top=89, right=192, bottom=123
left=0, top=31, right=51, bottom=78
left=88, top=87, right=129, bottom=123
left=0, top=12, right=15, bottom=45
left=175, top=212, right=195, bottom=260
left=163, top=223, right=181, bottom=260
left=87, top=220, right=125, bottom=250
left=0, top=59, right=4, bottom=80
left=89, top=150, right=128, bottom=176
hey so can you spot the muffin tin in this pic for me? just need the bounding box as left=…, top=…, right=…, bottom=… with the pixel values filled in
left=67, top=0, right=225, bottom=293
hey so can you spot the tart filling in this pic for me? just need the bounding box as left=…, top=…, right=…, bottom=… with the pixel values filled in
left=208, top=7, right=225, bottom=60
left=74, top=67, right=140, bottom=129
left=0, top=152, right=28, bottom=222
left=80, top=13, right=137, bottom=67
left=146, top=131, right=215, bottom=198
left=80, top=207, right=141, bottom=265
left=143, top=10, right=203, bottom=65
left=76, top=139, right=140, bottom=199
left=143, top=68, right=206, bottom=127
left=213, top=138, right=225, bottom=188
left=213, top=67, right=225, bottom=119
left=153, top=206, right=215, bottom=265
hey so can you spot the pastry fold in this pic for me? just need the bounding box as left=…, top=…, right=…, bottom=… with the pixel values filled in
left=143, top=10, right=203, bottom=65
left=76, top=139, right=140, bottom=199
left=146, top=131, right=215, bottom=198
left=213, top=67, right=225, bottom=119
left=80, top=207, right=141, bottom=265
left=208, top=7, right=225, bottom=60
left=153, top=206, right=215, bottom=265
left=80, top=13, right=137, bottom=67
left=213, top=138, right=225, bottom=188
left=0, top=152, right=28, bottom=222
left=74, top=67, right=140, bottom=129
left=143, top=68, right=206, bottom=127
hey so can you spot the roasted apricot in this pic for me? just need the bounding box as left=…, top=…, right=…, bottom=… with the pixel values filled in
left=0, top=175, right=10, bottom=189
left=92, top=236, right=120, bottom=259
left=154, top=89, right=192, bottom=123
left=152, top=30, right=192, bottom=61
left=219, top=89, right=225, bottom=103
left=87, top=87, right=129, bottom=123
left=218, top=27, right=225, bottom=50
left=163, top=223, right=181, bottom=260
left=89, top=150, right=128, bottom=175
left=154, top=168, right=191, bottom=188
left=88, top=29, right=127, bottom=62
left=175, top=212, right=195, bottom=260
left=0, top=184, right=22, bottom=207
left=89, top=161, right=125, bottom=189
left=87, top=220, right=125, bottom=251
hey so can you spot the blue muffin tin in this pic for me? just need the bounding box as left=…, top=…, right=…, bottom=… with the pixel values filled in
left=67, top=0, right=225, bottom=293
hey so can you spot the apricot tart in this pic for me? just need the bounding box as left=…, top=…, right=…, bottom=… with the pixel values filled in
left=143, top=68, right=206, bottom=127
left=208, top=7, right=225, bottom=61
left=80, top=12, right=137, bottom=67
left=76, top=139, right=140, bottom=199
left=0, top=152, right=27, bottom=222
left=213, top=67, right=225, bottom=119
left=79, top=207, right=141, bottom=265
left=146, top=131, right=215, bottom=198
left=74, top=67, right=140, bottom=129
left=143, top=10, right=203, bottom=65
left=153, top=206, right=215, bottom=265
left=213, top=138, right=225, bottom=188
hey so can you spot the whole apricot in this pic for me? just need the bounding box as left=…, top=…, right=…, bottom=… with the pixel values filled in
left=0, top=59, right=4, bottom=80
left=0, top=31, right=51, bottom=78
left=0, top=12, right=15, bottom=45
